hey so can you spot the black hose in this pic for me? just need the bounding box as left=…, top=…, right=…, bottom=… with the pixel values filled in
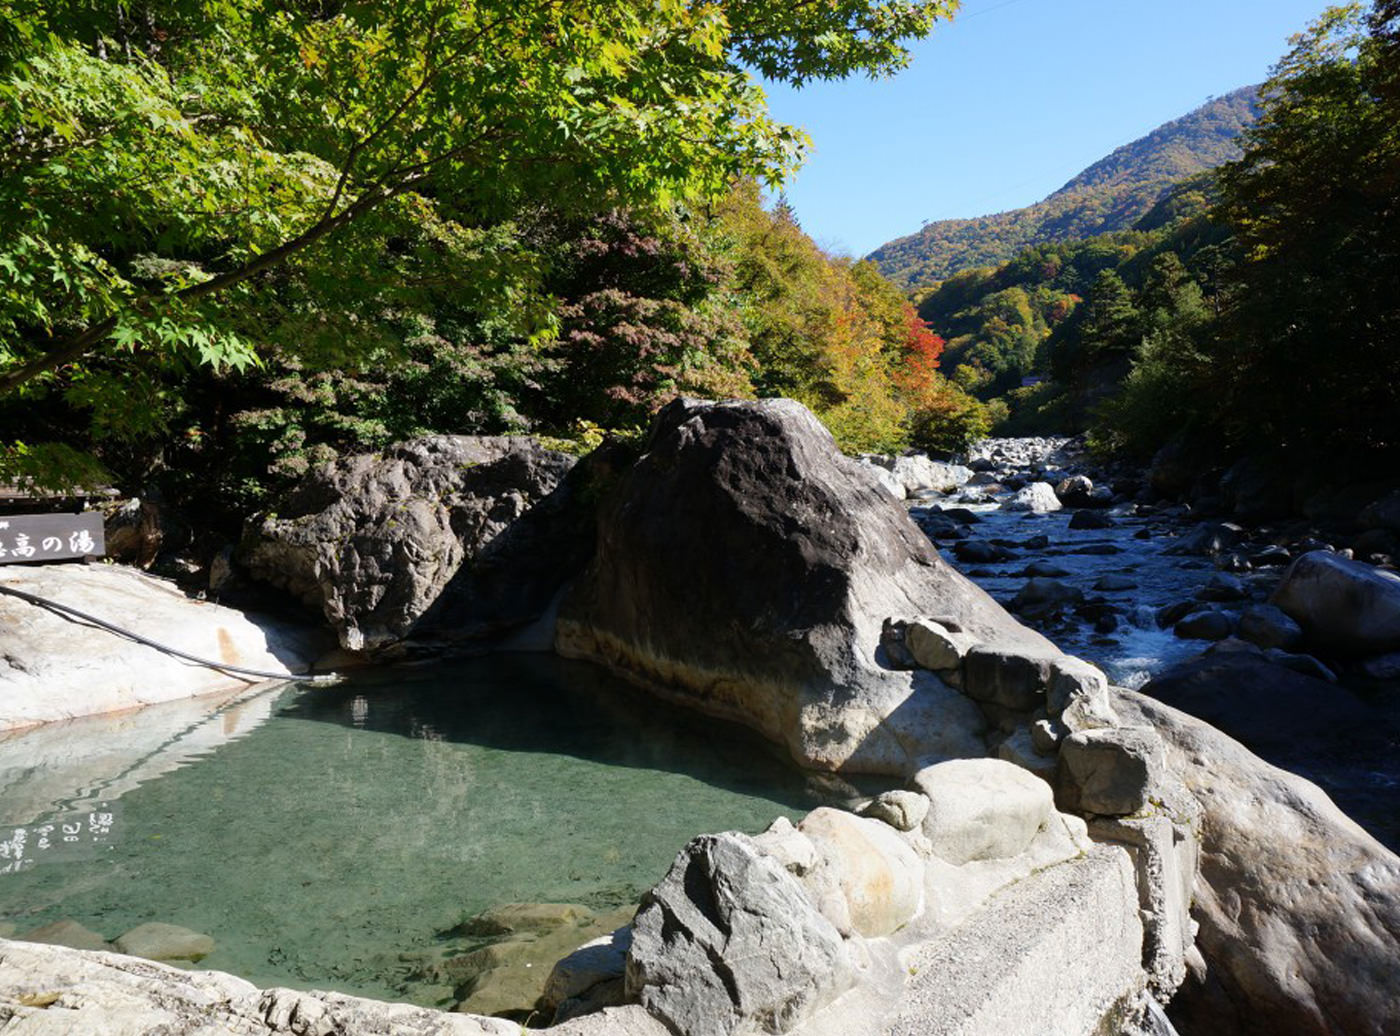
left=0, top=580, right=339, bottom=684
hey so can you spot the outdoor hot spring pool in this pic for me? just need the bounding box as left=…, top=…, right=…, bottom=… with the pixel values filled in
left=0, top=655, right=814, bottom=1008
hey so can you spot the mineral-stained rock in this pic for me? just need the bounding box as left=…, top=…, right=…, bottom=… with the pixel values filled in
left=1270, top=550, right=1400, bottom=657
left=241, top=436, right=577, bottom=651
left=798, top=807, right=924, bottom=938
left=556, top=399, right=1052, bottom=775
left=913, top=758, right=1055, bottom=865
left=1114, top=689, right=1400, bottom=1036
left=625, top=832, right=852, bottom=1036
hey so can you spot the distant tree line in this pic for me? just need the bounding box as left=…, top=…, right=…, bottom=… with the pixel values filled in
left=915, top=1, right=1400, bottom=481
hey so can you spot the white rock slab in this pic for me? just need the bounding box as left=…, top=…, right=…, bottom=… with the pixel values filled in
left=0, top=564, right=323, bottom=731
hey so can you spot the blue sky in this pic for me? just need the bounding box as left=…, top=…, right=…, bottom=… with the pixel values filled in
left=759, top=0, right=1333, bottom=257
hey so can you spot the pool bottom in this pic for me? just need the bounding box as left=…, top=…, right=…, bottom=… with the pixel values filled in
left=0, top=655, right=814, bottom=1009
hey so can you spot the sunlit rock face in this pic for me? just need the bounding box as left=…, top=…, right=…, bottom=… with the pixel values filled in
left=556, top=397, right=1054, bottom=775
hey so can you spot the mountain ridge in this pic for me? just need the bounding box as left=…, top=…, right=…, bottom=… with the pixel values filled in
left=868, top=85, right=1261, bottom=290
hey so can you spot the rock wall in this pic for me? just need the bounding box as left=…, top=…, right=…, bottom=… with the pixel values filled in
left=241, top=436, right=576, bottom=651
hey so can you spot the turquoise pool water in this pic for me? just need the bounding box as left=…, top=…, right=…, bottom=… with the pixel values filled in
left=0, top=655, right=812, bottom=1007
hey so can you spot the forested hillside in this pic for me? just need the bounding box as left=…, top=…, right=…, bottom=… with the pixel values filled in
left=920, top=1, right=1400, bottom=481
left=869, top=86, right=1260, bottom=290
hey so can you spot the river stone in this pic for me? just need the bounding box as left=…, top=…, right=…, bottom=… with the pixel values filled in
left=1264, top=648, right=1338, bottom=682
left=1360, top=488, right=1400, bottom=532
left=1113, top=689, right=1400, bottom=1036
left=1236, top=604, right=1302, bottom=651
left=459, top=902, right=596, bottom=937
left=1048, top=656, right=1118, bottom=732
left=18, top=919, right=111, bottom=952
left=1054, top=475, right=1094, bottom=507
left=1164, top=522, right=1244, bottom=557
left=885, top=454, right=973, bottom=495
left=1067, top=510, right=1115, bottom=530
left=995, top=727, right=1056, bottom=782
left=858, top=790, right=930, bottom=832
left=625, top=832, right=852, bottom=1036
left=1174, top=609, right=1235, bottom=641
left=905, top=618, right=977, bottom=671
left=1013, top=577, right=1082, bottom=620
left=953, top=539, right=1013, bottom=564
left=1094, top=574, right=1139, bottom=592
left=556, top=398, right=1051, bottom=775
left=859, top=460, right=907, bottom=501
left=114, top=922, right=215, bottom=963
left=1057, top=727, right=1165, bottom=816
left=242, top=436, right=577, bottom=651
left=1031, top=717, right=1066, bottom=756
left=1196, top=572, right=1248, bottom=602
left=1000, top=482, right=1062, bottom=513
left=913, top=758, right=1055, bottom=865
left=750, top=816, right=821, bottom=879
left=1270, top=550, right=1400, bottom=657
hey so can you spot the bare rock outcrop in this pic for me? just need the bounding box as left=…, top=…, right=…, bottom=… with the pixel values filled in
left=241, top=436, right=576, bottom=651
left=556, top=398, right=1053, bottom=775
left=1113, top=688, right=1400, bottom=1036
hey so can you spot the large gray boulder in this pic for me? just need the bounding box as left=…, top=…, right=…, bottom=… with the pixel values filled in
left=556, top=399, right=1053, bottom=775
left=1113, top=689, right=1400, bottom=1036
left=625, top=832, right=853, bottom=1036
left=241, top=436, right=576, bottom=651
left=999, top=482, right=1061, bottom=513
left=1270, top=550, right=1400, bottom=657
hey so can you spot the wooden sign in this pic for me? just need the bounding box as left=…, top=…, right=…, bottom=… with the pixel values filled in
left=0, top=512, right=105, bottom=563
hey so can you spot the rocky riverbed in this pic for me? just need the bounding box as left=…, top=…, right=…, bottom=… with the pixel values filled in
left=860, top=437, right=1400, bottom=853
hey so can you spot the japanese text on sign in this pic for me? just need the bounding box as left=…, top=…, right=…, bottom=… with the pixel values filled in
left=0, top=512, right=104, bottom=564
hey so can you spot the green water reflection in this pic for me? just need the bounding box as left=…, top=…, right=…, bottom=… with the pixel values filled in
left=0, top=655, right=812, bottom=1004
